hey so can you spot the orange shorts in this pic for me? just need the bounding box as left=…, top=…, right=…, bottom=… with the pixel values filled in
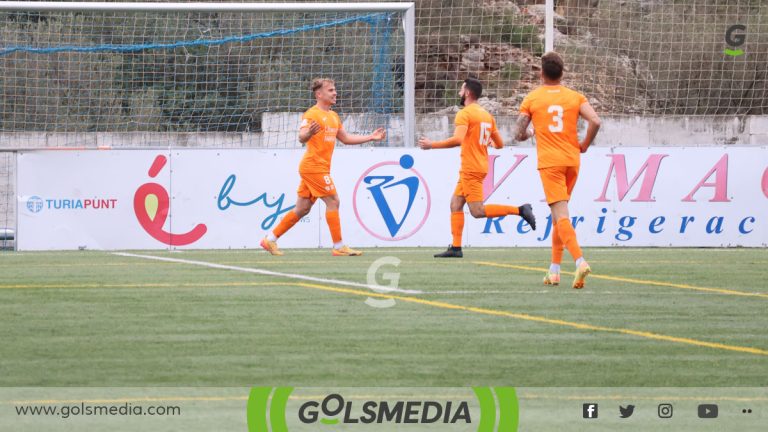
left=539, top=166, right=579, bottom=205
left=454, top=171, right=486, bottom=202
left=297, top=172, right=336, bottom=202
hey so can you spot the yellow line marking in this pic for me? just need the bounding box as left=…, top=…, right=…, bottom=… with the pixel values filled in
left=8, top=396, right=247, bottom=405
left=5, top=268, right=767, bottom=357
left=0, top=262, right=162, bottom=269
left=0, top=260, right=452, bottom=269
left=7, top=393, right=767, bottom=405
left=0, top=282, right=294, bottom=290
left=5, top=394, right=470, bottom=405
left=288, top=282, right=768, bottom=356
left=474, top=261, right=768, bottom=299
left=0, top=260, right=381, bottom=268
left=3, top=259, right=766, bottom=269
left=220, top=260, right=448, bottom=265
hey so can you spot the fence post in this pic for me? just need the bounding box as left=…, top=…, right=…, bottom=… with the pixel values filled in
left=545, top=0, right=554, bottom=53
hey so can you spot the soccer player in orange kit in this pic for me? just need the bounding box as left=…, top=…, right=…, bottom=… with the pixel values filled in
left=515, top=52, right=602, bottom=288
left=419, top=78, right=536, bottom=258
left=261, top=78, right=386, bottom=256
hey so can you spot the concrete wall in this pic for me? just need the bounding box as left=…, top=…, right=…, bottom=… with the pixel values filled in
left=0, top=151, right=15, bottom=249
left=1, top=115, right=766, bottom=150
left=417, top=115, right=768, bottom=147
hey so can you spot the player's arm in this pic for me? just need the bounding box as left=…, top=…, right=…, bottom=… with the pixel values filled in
left=514, top=114, right=532, bottom=142
left=578, top=101, right=601, bottom=153
left=298, top=119, right=322, bottom=144
left=490, top=130, right=504, bottom=149
left=418, top=125, right=468, bottom=150
left=337, top=127, right=386, bottom=145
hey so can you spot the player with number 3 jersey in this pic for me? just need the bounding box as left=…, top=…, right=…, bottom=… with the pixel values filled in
left=516, top=52, right=602, bottom=288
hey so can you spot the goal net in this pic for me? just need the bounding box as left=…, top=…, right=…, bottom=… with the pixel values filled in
left=0, top=2, right=414, bottom=148
left=552, top=0, right=768, bottom=115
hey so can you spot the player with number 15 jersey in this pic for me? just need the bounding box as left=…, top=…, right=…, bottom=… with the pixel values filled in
left=420, top=78, right=536, bottom=258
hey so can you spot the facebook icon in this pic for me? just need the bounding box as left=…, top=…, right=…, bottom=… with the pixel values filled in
left=583, top=403, right=599, bottom=419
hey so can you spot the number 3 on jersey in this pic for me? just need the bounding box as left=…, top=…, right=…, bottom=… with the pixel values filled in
left=548, top=105, right=564, bottom=133
left=479, top=122, right=492, bottom=146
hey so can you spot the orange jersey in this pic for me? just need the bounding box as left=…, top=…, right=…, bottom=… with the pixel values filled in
left=519, top=85, right=587, bottom=169
left=298, top=105, right=342, bottom=173
left=455, top=103, right=498, bottom=174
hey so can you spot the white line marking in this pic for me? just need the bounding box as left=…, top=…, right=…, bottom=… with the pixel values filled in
left=433, top=290, right=543, bottom=294
left=113, top=252, right=423, bottom=295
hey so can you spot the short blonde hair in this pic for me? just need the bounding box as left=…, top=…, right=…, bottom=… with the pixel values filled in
left=311, top=77, right=335, bottom=93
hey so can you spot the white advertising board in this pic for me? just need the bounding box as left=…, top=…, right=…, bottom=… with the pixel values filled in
left=17, top=147, right=768, bottom=250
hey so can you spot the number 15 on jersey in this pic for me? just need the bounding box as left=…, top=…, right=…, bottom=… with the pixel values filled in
left=479, top=122, right=493, bottom=146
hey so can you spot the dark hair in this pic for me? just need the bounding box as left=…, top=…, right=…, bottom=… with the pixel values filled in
left=541, top=52, right=564, bottom=80
left=463, top=78, right=483, bottom=99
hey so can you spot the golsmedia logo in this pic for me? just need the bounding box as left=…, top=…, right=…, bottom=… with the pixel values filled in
left=352, top=154, right=431, bottom=241
left=247, top=387, right=519, bottom=431
left=298, top=393, right=470, bottom=425
left=724, top=24, right=746, bottom=56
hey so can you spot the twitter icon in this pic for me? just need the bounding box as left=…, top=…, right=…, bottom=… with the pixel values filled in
left=619, top=405, right=636, bottom=418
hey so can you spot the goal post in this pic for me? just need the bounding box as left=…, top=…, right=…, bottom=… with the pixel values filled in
left=0, top=2, right=416, bottom=147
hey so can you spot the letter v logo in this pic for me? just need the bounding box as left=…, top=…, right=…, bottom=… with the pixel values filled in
left=365, top=175, right=419, bottom=237
left=353, top=155, right=431, bottom=241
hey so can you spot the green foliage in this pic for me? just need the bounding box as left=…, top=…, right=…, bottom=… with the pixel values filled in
left=500, top=63, right=522, bottom=81
left=497, top=19, right=543, bottom=56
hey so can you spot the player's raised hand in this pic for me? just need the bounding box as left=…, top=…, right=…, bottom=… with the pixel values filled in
left=370, top=128, right=386, bottom=141
left=418, top=137, right=433, bottom=150
left=308, top=120, right=322, bottom=137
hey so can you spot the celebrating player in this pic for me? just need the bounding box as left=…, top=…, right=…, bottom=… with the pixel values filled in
left=515, top=52, right=601, bottom=288
left=420, top=78, right=536, bottom=258
left=261, top=78, right=386, bottom=256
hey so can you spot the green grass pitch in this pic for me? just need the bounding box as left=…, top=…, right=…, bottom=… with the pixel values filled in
left=0, top=247, right=766, bottom=387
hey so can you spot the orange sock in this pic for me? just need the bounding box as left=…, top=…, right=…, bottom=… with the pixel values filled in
left=556, top=217, right=583, bottom=261
left=484, top=204, right=519, bottom=218
left=272, top=211, right=300, bottom=239
left=451, top=211, right=464, bottom=247
left=326, top=210, right=342, bottom=244
left=551, top=223, right=564, bottom=264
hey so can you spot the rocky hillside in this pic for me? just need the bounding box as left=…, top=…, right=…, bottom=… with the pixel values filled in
left=420, top=0, right=767, bottom=115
